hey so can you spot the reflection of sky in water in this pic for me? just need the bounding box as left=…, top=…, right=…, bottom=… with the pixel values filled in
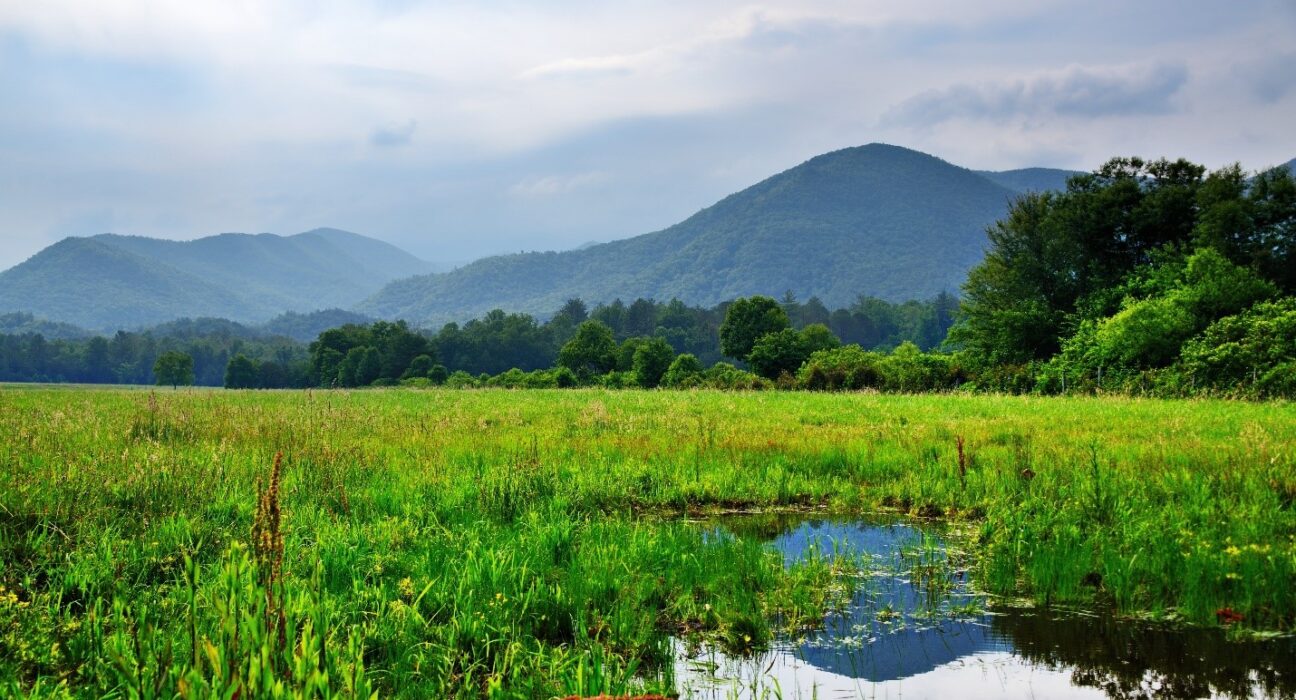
left=677, top=517, right=1296, bottom=700
left=774, top=519, right=1010, bottom=683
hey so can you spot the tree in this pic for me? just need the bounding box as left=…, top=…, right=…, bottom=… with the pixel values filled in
left=799, top=324, right=840, bottom=355
left=632, top=337, right=675, bottom=388
left=337, top=347, right=365, bottom=387
left=223, top=354, right=259, bottom=389
left=84, top=336, right=112, bottom=383
left=403, top=354, right=435, bottom=380
left=371, top=320, right=432, bottom=380
left=719, top=296, right=789, bottom=361
left=153, top=351, right=194, bottom=389
left=428, top=364, right=450, bottom=385
left=356, top=347, right=382, bottom=386
left=747, top=328, right=810, bottom=379
left=662, top=353, right=703, bottom=387
left=557, top=320, right=617, bottom=377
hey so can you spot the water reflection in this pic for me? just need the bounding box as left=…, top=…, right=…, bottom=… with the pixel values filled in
left=677, top=516, right=1295, bottom=700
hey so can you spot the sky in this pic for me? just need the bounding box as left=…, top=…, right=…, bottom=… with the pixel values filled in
left=1, top=0, right=1294, bottom=270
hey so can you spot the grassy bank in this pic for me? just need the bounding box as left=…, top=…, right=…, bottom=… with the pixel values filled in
left=1, top=387, right=1293, bottom=697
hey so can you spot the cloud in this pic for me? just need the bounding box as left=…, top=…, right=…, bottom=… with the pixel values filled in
left=509, top=171, right=609, bottom=198
left=882, top=62, right=1189, bottom=126
left=1235, top=52, right=1296, bottom=104
left=370, top=120, right=417, bottom=147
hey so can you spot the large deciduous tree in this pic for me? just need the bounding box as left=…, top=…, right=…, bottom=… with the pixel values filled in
left=719, top=296, right=790, bottom=361
left=153, top=350, right=194, bottom=389
left=223, top=354, right=259, bottom=389
left=557, top=320, right=617, bottom=378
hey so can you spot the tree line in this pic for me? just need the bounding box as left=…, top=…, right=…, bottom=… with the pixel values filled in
left=0, top=294, right=958, bottom=388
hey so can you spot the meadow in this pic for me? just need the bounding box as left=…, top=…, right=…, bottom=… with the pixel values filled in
left=1, top=386, right=1293, bottom=698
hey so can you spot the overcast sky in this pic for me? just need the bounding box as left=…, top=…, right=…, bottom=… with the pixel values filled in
left=2, top=0, right=1294, bottom=270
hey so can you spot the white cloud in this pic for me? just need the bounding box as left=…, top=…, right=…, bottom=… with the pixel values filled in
left=509, top=172, right=609, bottom=198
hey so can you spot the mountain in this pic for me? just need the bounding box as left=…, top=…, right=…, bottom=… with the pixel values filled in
left=976, top=167, right=1080, bottom=193
left=0, top=312, right=94, bottom=340
left=261, top=309, right=376, bottom=342
left=0, top=229, right=432, bottom=330
left=361, top=144, right=1022, bottom=325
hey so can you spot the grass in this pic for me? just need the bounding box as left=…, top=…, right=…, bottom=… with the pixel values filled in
left=1, top=386, right=1293, bottom=697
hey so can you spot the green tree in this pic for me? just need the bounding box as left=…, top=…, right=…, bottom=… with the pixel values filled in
left=557, top=320, right=617, bottom=378
left=662, top=353, right=703, bottom=387
left=798, top=324, right=840, bottom=355
left=153, top=350, right=194, bottom=389
left=223, top=354, right=259, bottom=389
left=719, top=296, right=790, bottom=361
left=428, top=364, right=450, bottom=385
left=336, top=347, right=365, bottom=387
left=632, top=336, right=675, bottom=388
left=356, top=347, right=382, bottom=386
left=747, top=328, right=810, bottom=379
left=403, top=354, right=435, bottom=380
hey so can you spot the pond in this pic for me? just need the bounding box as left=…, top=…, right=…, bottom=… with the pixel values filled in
left=676, top=516, right=1296, bottom=700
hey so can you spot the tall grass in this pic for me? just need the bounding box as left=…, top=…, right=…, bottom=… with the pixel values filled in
left=0, top=386, right=1293, bottom=697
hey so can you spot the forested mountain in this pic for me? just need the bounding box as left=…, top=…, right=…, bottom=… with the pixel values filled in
left=976, top=167, right=1081, bottom=193
left=0, top=229, right=432, bottom=329
left=362, top=144, right=1020, bottom=325
left=0, top=312, right=93, bottom=340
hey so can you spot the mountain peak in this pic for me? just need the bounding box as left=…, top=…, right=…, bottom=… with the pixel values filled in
left=360, top=143, right=1021, bottom=325
left=0, top=228, right=432, bottom=329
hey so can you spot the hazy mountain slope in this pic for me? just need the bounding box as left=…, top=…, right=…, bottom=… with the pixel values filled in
left=0, top=238, right=257, bottom=329
left=293, top=228, right=433, bottom=280
left=0, top=312, right=94, bottom=340
left=976, top=167, right=1080, bottom=193
left=363, top=144, right=1020, bottom=325
left=261, top=309, right=375, bottom=342
left=99, top=229, right=430, bottom=312
left=0, top=229, right=432, bottom=329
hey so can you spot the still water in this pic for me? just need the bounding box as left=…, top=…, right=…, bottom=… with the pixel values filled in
left=676, top=516, right=1295, bottom=700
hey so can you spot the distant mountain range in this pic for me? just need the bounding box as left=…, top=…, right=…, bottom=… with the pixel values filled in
left=5, top=145, right=1287, bottom=332
left=0, top=228, right=431, bottom=330
left=361, top=144, right=1062, bottom=324
left=975, top=167, right=1080, bottom=193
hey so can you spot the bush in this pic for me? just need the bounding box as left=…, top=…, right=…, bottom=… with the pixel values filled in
left=428, top=364, right=449, bottom=385
left=796, top=345, right=883, bottom=391
left=446, top=370, right=479, bottom=388
left=662, top=354, right=703, bottom=388
left=1176, top=297, right=1296, bottom=397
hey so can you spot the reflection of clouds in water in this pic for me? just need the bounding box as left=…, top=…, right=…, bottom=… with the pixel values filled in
left=677, top=516, right=1296, bottom=700
left=676, top=646, right=1106, bottom=700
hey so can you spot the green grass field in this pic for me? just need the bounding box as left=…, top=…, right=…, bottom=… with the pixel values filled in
left=2, top=387, right=1294, bottom=698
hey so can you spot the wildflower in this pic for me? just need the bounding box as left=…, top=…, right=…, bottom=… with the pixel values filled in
left=398, top=577, right=415, bottom=600
left=1224, top=545, right=1241, bottom=557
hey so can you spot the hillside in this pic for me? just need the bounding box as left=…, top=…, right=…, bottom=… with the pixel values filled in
left=0, top=229, right=432, bottom=330
left=362, top=144, right=1021, bottom=325
left=977, top=167, right=1080, bottom=193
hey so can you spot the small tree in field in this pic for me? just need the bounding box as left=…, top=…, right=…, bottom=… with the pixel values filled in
left=154, top=351, right=194, bottom=389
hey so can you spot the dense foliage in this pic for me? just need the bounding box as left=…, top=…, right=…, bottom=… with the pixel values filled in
left=951, top=157, right=1296, bottom=398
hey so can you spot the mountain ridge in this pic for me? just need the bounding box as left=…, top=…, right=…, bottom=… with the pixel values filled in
left=360, top=144, right=1022, bottom=325
left=0, top=229, right=432, bottom=330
